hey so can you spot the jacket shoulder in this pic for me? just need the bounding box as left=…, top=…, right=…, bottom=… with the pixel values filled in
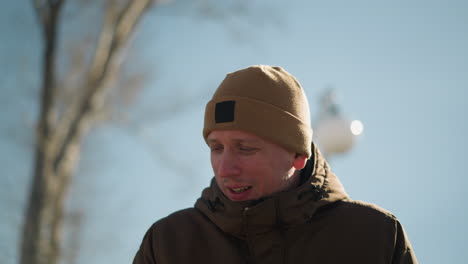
left=161, top=207, right=203, bottom=222
left=314, top=198, right=401, bottom=236
left=133, top=208, right=215, bottom=264
left=338, top=199, right=398, bottom=220
left=134, top=207, right=243, bottom=264
left=336, top=200, right=419, bottom=263
left=151, top=207, right=207, bottom=232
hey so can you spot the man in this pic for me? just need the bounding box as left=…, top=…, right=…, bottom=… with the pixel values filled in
left=133, top=65, right=417, bottom=263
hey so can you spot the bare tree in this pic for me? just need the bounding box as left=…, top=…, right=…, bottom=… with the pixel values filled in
left=18, top=0, right=279, bottom=263
left=20, top=1, right=154, bottom=264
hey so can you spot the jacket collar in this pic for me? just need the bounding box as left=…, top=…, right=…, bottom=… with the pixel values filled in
left=195, top=143, right=348, bottom=239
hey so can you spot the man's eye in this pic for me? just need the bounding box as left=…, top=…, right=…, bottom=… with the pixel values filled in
left=239, top=146, right=258, bottom=153
left=210, top=145, right=223, bottom=152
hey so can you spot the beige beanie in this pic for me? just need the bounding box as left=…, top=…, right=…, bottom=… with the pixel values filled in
left=203, top=65, right=312, bottom=158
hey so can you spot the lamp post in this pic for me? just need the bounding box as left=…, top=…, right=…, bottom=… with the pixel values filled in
left=314, top=89, right=363, bottom=158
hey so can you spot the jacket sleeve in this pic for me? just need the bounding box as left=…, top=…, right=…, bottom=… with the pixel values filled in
left=133, top=224, right=158, bottom=264
left=391, top=219, right=418, bottom=264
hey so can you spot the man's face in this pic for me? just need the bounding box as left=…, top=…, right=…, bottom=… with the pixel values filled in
left=207, top=130, right=302, bottom=201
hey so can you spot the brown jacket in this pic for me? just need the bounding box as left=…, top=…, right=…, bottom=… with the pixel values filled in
left=134, top=144, right=417, bottom=263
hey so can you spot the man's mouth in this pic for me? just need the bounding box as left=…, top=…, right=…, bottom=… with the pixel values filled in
left=230, top=186, right=252, bottom=193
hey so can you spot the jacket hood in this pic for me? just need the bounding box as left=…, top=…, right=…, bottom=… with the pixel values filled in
left=195, top=142, right=349, bottom=239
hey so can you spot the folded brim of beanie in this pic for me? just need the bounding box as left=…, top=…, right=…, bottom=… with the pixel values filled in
left=203, top=95, right=312, bottom=158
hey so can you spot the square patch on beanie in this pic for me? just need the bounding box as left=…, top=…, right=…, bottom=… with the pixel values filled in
left=215, top=101, right=235, bottom=123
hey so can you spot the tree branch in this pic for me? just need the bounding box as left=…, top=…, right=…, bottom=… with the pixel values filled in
left=51, top=0, right=153, bottom=174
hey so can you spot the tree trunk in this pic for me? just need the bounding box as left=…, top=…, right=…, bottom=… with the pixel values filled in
left=19, top=1, right=153, bottom=264
left=20, top=1, right=67, bottom=264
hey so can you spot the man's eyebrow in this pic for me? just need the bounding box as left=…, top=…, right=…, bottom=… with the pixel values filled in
left=206, top=139, right=219, bottom=144
left=232, top=138, right=261, bottom=145
left=206, top=138, right=261, bottom=145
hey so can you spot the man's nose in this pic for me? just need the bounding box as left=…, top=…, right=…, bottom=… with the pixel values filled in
left=217, top=152, right=241, bottom=178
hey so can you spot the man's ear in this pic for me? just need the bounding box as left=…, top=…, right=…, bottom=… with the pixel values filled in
left=292, top=154, right=307, bottom=170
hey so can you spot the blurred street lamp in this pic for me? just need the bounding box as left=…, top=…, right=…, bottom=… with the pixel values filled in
left=314, top=89, right=363, bottom=158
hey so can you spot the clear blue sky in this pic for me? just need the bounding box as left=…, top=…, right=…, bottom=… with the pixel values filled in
left=1, top=0, right=467, bottom=263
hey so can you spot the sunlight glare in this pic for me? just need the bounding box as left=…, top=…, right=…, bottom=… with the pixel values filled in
left=350, top=120, right=364, bottom=136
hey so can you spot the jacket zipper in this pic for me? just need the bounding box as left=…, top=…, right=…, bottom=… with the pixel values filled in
left=275, top=199, right=288, bottom=264
left=242, top=207, right=253, bottom=264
